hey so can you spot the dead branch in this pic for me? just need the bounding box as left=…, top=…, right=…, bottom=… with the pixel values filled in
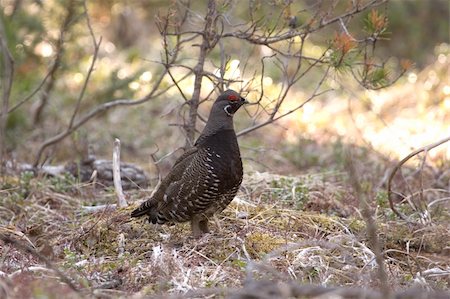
left=117, top=233, right=125, bottom=258
left=7, top=71, right=51, bottom=114
left=69, top=2, right=101, bottom=129
left=80, top=204, right=117, bottom=214
left=113, top=138, right=127, bottom=208
left=34, top=2, right=202, bottom=166
left=33, top=61, right=170, bottom=167
left=185, top=0, right=217, bottom=146
left=237, top=66, right=331, bottom=137
left=156, top=0, right=395, bottom=149
left=160, top=9, right=188, bottom=103
left=223, top=0, right=388, bottom=45
left=32, top=0, right=77, bottom=125
left=387, top=134, right=450, bottom=221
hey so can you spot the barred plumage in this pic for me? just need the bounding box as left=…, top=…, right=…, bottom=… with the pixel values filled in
left=131, top=90, right=247, bottom=236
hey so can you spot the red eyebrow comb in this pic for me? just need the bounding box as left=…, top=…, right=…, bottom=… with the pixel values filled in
left=228, top=94, right=238, bottom=101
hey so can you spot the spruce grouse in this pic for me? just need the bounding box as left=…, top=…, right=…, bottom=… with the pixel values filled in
left=131, top=90, right=247, bottom=236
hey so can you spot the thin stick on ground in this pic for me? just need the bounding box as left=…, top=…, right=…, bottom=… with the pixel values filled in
left=80, top=204, right=117, bottom=213
left=113, top=138, right=127, bottom=208
left=0, top=234, right=79, bottom=293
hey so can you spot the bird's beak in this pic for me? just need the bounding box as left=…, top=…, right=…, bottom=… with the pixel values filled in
left=240, top=97, right=249, bottom=105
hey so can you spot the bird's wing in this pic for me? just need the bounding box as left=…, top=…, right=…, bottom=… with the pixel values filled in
left=130, top=147, right=198, bottom=219
left=172, top=147, right=198, bottom=168
left=156, top=148, right=214, bottom=222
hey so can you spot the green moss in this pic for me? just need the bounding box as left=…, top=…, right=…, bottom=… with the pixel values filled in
left=375, top=191, right=389, bottom=208
left=404, top=273, right=413, bottom=282
left=346, top=218, right=366, bottom=233
left=380, top=222, right=449, bottom=254
left=245, top=232, right=286, bottom=258
left=267, top=177, right=310, bottom=210
left=232, top=259, right=247, bottom=269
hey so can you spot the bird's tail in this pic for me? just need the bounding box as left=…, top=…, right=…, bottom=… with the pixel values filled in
left=130, top=200, right=155, bottom=218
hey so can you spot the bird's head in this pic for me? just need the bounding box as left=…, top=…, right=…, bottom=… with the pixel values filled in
left=213, top=89, right=248, bottom=117
left=196, top=90, right=248, bottom=143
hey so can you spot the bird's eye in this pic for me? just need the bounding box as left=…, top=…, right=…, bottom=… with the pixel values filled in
left=227, top=95, right=238, bottom=101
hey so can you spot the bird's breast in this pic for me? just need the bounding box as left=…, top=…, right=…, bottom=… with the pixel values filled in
left=198, top=129, right=243, bottom=187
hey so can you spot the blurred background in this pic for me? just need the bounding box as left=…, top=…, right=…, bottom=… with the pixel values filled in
left=2, top=0, right=449, bottom=180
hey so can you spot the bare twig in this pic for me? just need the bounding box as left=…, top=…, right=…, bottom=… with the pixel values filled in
left=223, top=0, right=388, bottom=44
left=33, top=68, right=169, bottom=167
left=148, top=146, right=162, bottom=199
left=218, top=39, right=226, bottom=92
left=237, top=66, right=331, bottom=137
left=156, top=0, right=393, bottom=149
left=80, top=204, right=117, bottom=214
left=159, top=11, right=188, bottom=104
left=113, top=138, right=127, bottom=208
left=117, top=233, right=125, bottom=258
left=7, top=71, right=51, bottom=114
left=387, top=135, right=450, bottom=221
left=69, top=2, right=101, bottom=129
left=33, top=0, right=76, bottom=125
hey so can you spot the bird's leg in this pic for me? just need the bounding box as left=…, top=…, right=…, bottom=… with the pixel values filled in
left=199, top=218, right=210, bottom=234
left=191, top=216, right=209, bottom=237
left=191, top=216, right=202, bottom=237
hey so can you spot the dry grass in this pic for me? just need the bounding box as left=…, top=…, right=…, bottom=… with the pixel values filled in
left=0, top=170, right=448, bottom=298
left=1, top=7, right=449, bottom=297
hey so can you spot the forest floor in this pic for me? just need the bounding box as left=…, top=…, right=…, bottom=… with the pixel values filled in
left=0, top=166, right=449, bottom=298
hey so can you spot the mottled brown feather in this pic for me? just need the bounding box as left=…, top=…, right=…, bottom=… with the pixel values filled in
left=131, top=90, right=246, bottom=236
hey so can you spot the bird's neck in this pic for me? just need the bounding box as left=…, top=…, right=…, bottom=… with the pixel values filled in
left=196, top=128, right=238, bottom=150
left=195, top=117, right=236, bottom=147
left=197, top=108, right=233, bottom=136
